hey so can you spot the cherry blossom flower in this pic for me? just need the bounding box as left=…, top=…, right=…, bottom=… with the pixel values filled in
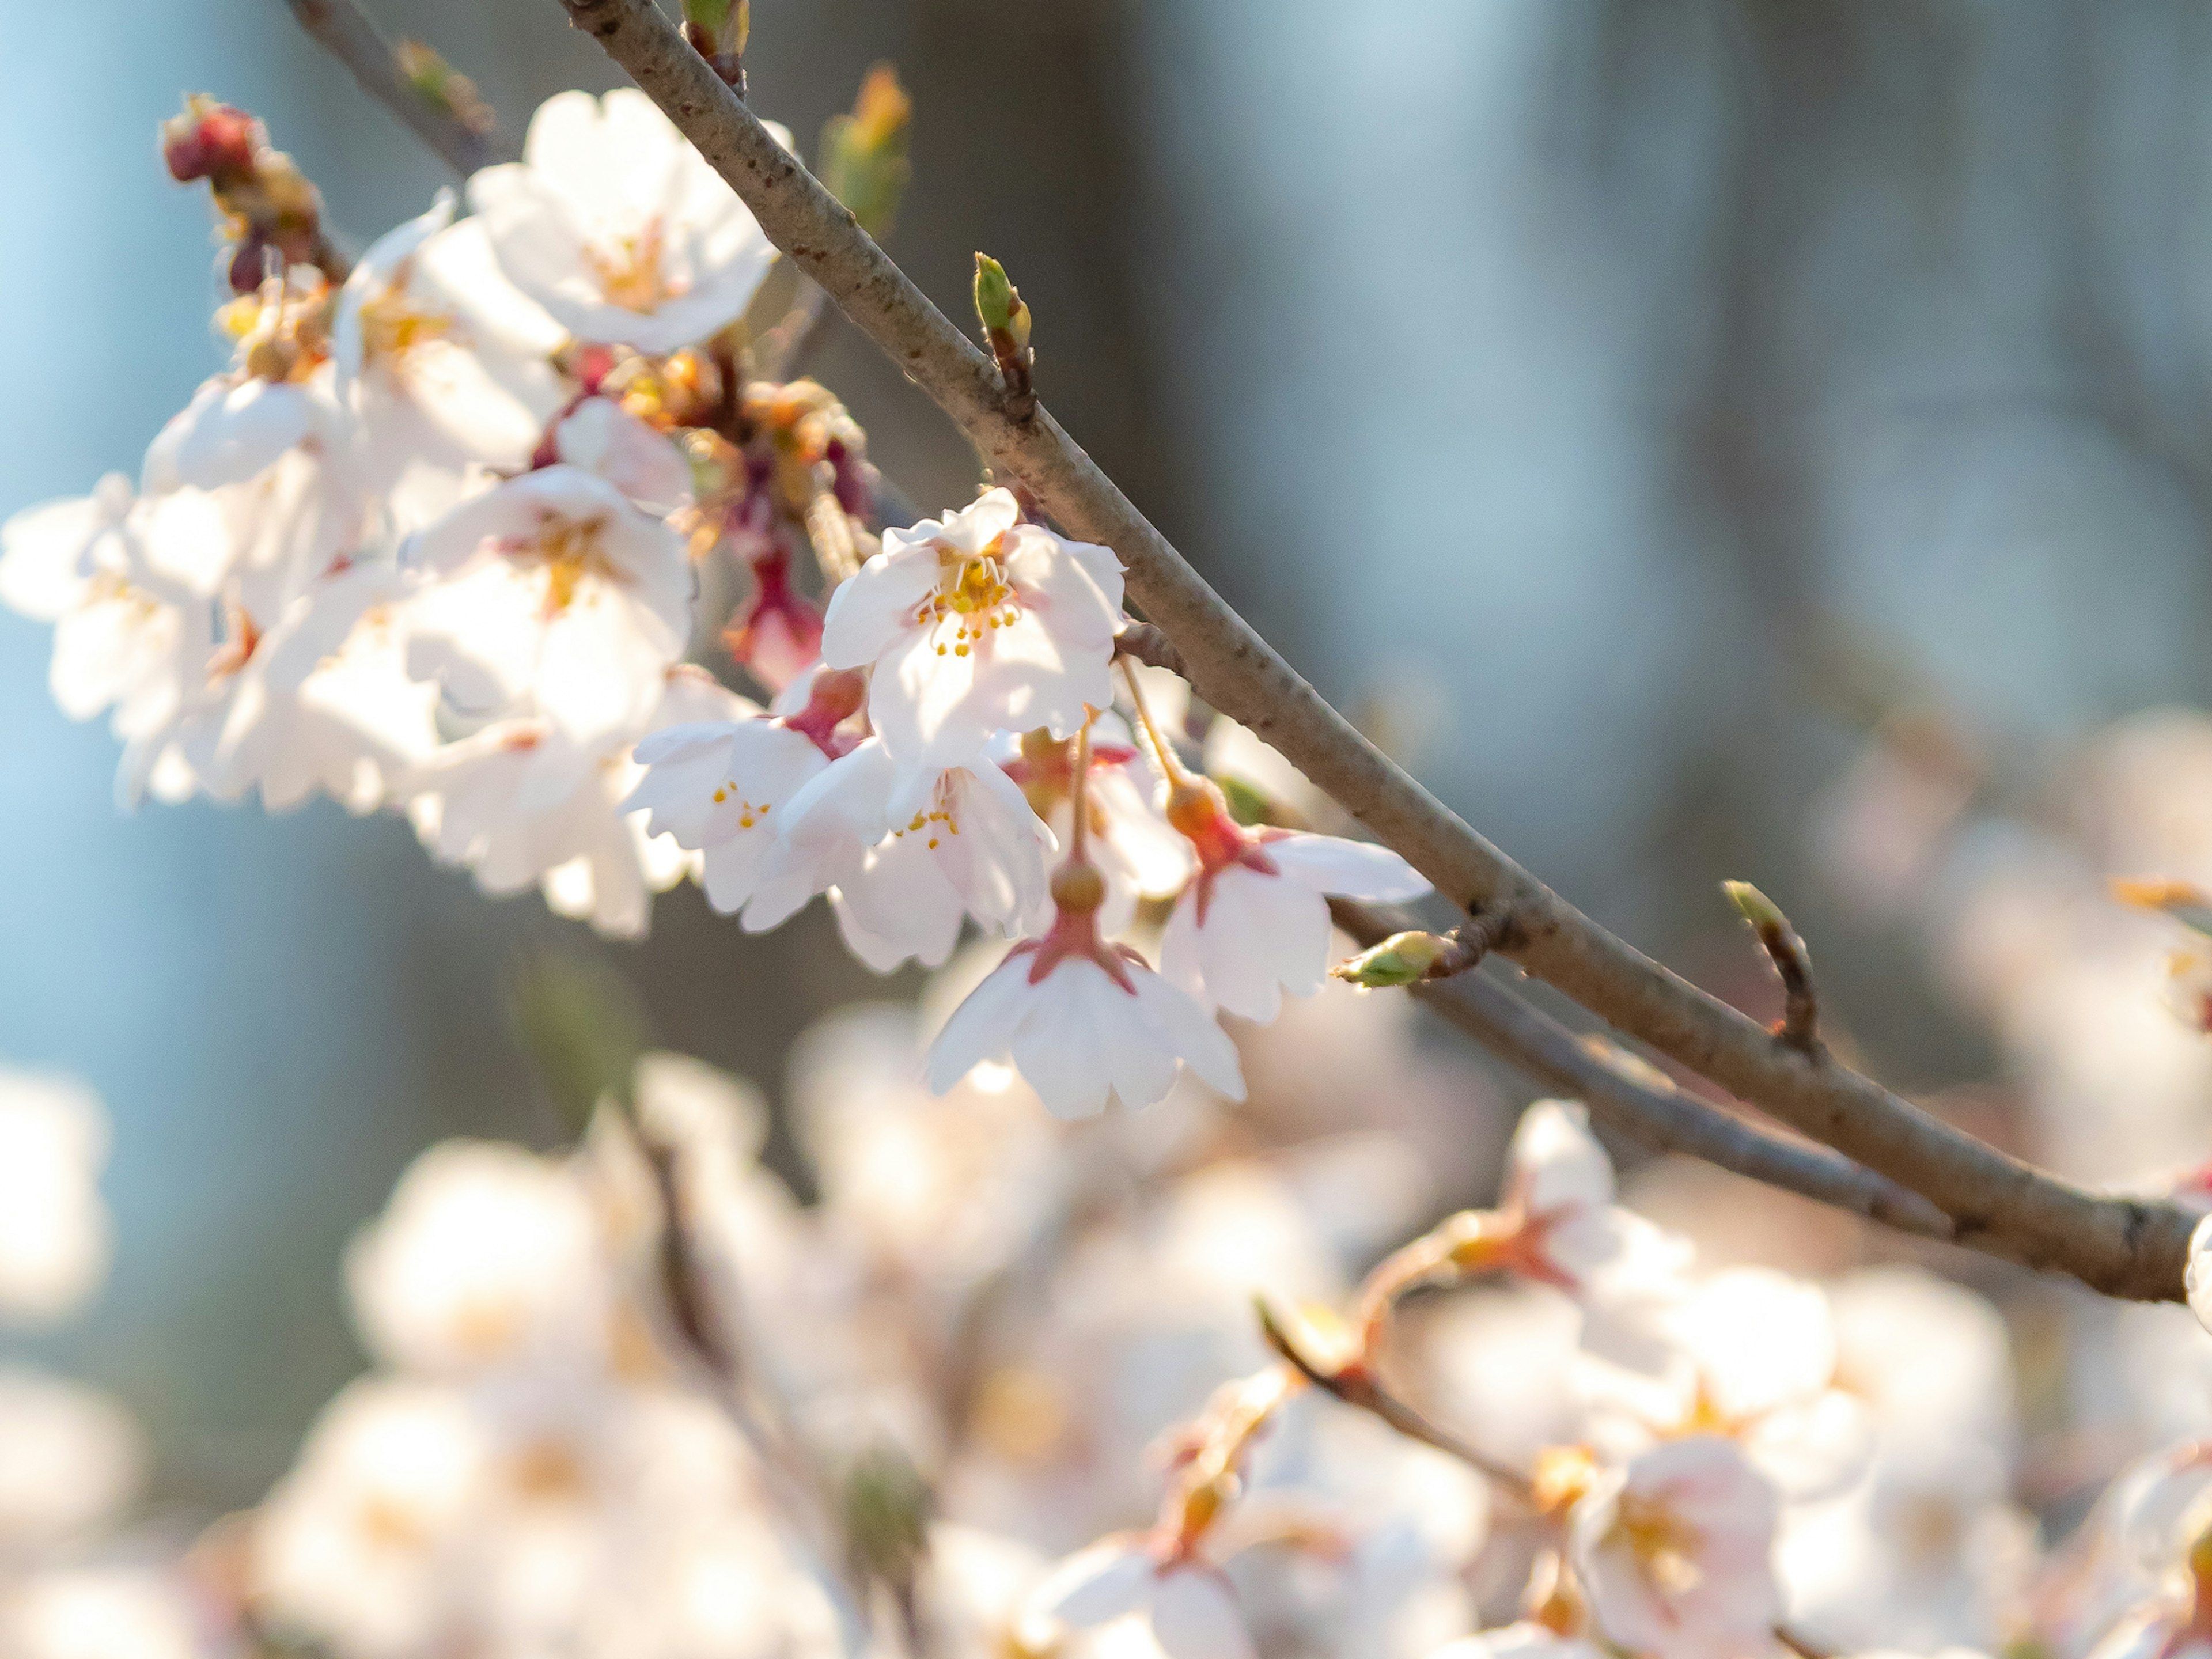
left=194, top=562, right=438, bottom=813
left=252, top=1378, right=490, bottom=1659
left=1584, top=1267, right=1872, bottom=1502
left=467, top=89, right=785, bottom=354
left=1, top=480, right=224, bottom=789
left=1567, top=1435, right=1783, bottom=1659
left=346, top=1140, right=613, bottom=1381
left=738, top=735, right=1056, bottom=969
left=0, top=1368, right=143, bottom=1554
left=401, top=665, right=747, bottom=937
left=332, top=190, right=563, bottom=534
left=1474, top=1100, right=1694, bottom=1368
left=925, top=849, right=1243, bottom=1119
left=621, top=708, right=829, bottom=923
left=0, top=1568, right=206, bottom=1659
left=820, top=487, right=1124, bottom=775
left=403, top=463, right=694, bottom=744
left=1016, top=1535, right=1256, bottom=1659
left=1156, top=782, right=1430, bottom=1024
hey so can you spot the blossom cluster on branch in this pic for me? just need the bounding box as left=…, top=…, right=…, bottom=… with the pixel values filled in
left=4, top=84, right=1425, bottom=1116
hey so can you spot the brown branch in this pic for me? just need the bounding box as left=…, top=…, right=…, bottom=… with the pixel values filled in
left=283, top=0, right=517, bottom=176
left=554, top=0, right=2193, bottom=1302
left=1335, top=902, right=1955, bottom=1243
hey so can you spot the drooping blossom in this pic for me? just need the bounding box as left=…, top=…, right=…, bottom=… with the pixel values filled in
left=1567, top=1435, right=1783, bottom=1659
left=1473, top=1100, right=1694, bottom=1368
left=1156, top=778, right=1430, bottom=1024
left=820, top=487, right=1123, bottom=776
left=926, top=849, right=1243, bottom=1119
left=1000, top=717, right=1193, bottom=934
left=467, top=89, right=785, bottom=354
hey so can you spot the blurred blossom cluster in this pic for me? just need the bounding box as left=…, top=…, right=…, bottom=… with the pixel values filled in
left=17, top=960, right=2206, bottom=1659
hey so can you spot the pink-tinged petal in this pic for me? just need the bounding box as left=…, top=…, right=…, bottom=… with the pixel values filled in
left=1010, top=964, right=1116, bottom=1119
left=0, top=481, right=131, bottom=622
left=334, top=192, right=456, bottom=382
left=819, top=545, right=934, bottom=668
left=1149, top=1567, right=1253, bottom=1659
left=1135, top=970, right=1246, bottom=1101
left=1002, top=524, right=1124, bottom=642
left=833, top=837, right=965, bottom=972
left=1262, top=831, right=1431, bottom=903
left=924, top=958, right=1035, bottom=1094
left=1085, top=968, right=1180, bottom=1111
left=1021, top=1538, right=1154, bottom=1635
left=1158, top=892, right=1210, bottom=1004
left=1509, top=1100, right=1616, bottom=1213
left=535, top=589, right=683, bottom=743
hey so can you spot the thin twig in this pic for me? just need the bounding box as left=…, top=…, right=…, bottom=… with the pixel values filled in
left=282, top=0, right=517, bottom=175
left=1256, top=1300, right=1536, bottom=1503
left=1334, top=902, right=1955, bottom=1243
left=607, top=1095, right=873, bottom=1657
left=551, top=0, right=2196, bottom=1302
left=1724, top=881, right=1821, bottom=1056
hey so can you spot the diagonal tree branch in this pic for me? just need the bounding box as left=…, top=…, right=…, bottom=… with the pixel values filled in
left=539, top=0, right=2192, bottom=1302
left=1332, top=902, right=1953, bottom=1243
left=282, top=0, right=518, bottom=175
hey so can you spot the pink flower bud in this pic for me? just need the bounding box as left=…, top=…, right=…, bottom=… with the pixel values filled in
left=162, top=99, right=260, bottom=185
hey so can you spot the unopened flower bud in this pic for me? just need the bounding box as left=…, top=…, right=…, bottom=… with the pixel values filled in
left=162, top=96, right=259, bottom=184
left=1331, top=930, right=1452, bottom=988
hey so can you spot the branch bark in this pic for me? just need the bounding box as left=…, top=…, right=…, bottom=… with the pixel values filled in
left=283, top=0, right=517, bottom=176
left=1332, top=903, right=1953, bottom=1243
left=554, top=0, right=2194, bottom=1302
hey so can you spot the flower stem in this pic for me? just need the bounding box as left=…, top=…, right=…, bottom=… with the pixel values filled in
left=1116, top=654, right=1191, bottom=789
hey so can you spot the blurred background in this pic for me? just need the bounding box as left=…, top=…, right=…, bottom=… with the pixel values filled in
left=7, top=0, right=2212, bottom=1513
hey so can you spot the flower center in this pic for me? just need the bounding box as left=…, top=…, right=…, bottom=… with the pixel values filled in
left=220, top=271, right=333, bottom=384
left=586, top=218, right=688, bottom=313
left=912, top=539, right=1021, bottom=659
left=1615, top=1493, right=1705, bottom=1601
left=707, top=782, right=773, bottom=831
left=358, top=259, right=457, bottom=365
left=891, top=779, right=961, bottom=850
left=509, top=514, right=618, bottom=615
